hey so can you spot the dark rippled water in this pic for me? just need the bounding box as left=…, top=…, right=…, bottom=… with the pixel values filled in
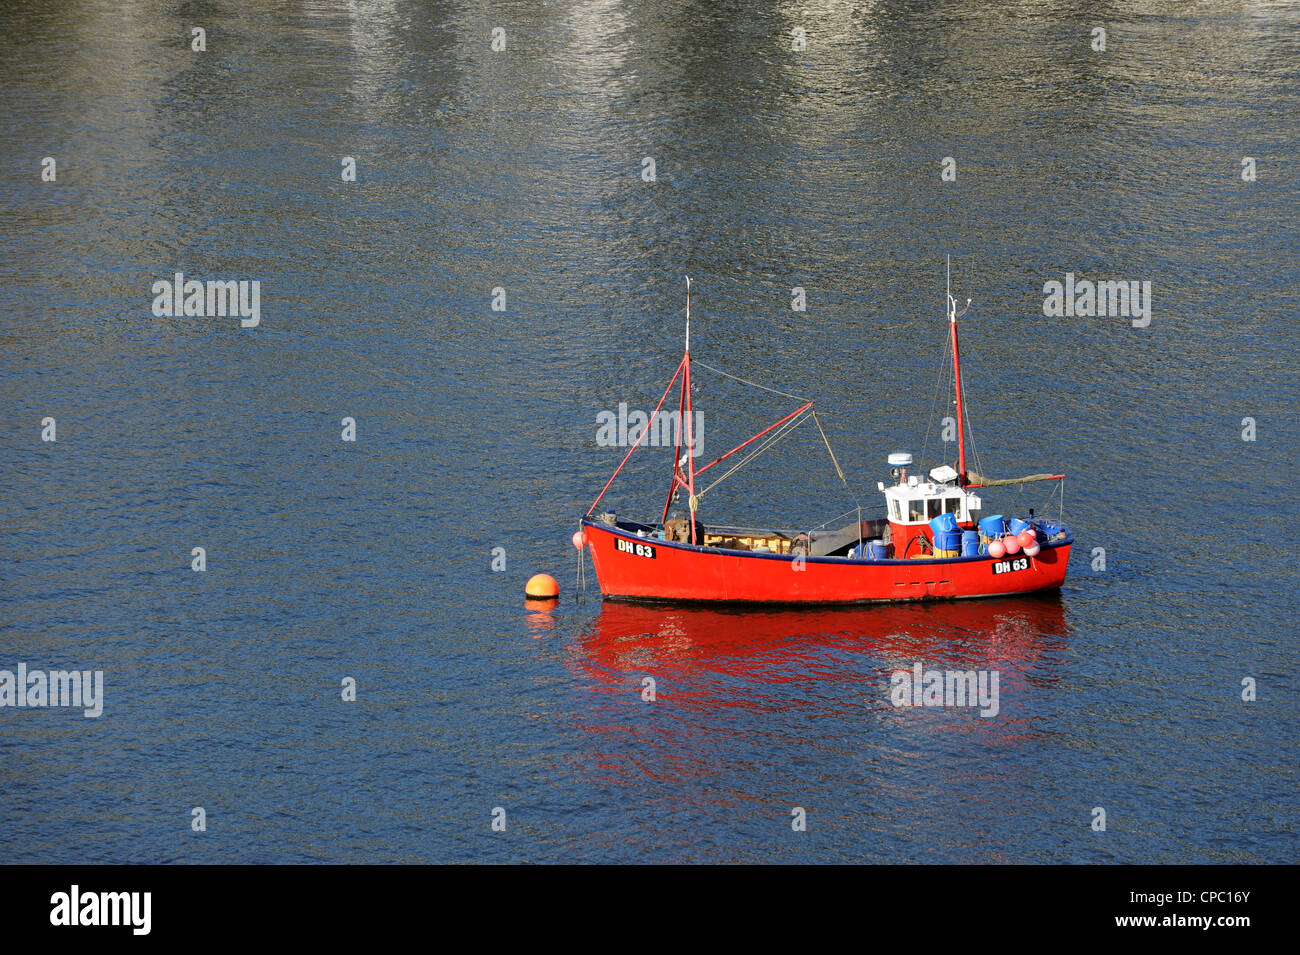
left=1, top=0, right=1297, bottom=863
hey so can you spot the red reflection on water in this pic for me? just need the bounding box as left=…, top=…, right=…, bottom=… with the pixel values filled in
left=556, top=596, right=1073, bottom=808
left=572, top=596, right=1069, bottom=679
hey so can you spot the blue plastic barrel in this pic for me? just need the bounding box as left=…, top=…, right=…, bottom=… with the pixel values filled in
left=935, top=529, right=961, bottom=552
left=1008, top=517, right=1031, bottom=536
left=979, top=514, right=1006, bottom=539
left=961, top=530, right=979, bottom=556
left=869, top=540, right=890, bottom=560
left=929, top=513, right=959, bottom=536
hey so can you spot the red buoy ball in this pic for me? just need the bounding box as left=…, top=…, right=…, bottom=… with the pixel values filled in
left=1002, top=535, right=1021, bottom=555
left=525, top=573, right=559, bottom=599
left=571, top=530, right=587, bottom=550
left=1017, top=530, right=1036, bottom=549
left=1023, top=541, right=1041, bottom=557
left=987, top=539, right=1006, bottom=559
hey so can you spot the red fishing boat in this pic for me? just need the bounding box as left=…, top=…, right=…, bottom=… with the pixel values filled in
left=576, top=268, right=1073, bottom=604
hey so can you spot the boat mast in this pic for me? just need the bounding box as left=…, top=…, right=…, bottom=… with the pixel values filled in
left=947, top=256, right=971, bottom=487
left=660, top=280, right=702, bottom=540
left=662, top=352, right=688, bottom=524
left=683, top=276, right=698, bottom=544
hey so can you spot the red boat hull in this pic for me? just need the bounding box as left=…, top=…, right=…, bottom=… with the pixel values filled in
left=582, top=519, right=1071, bottom=604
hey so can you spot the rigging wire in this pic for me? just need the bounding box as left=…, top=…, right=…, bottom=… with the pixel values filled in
left=955, top=329, right=985, bottom=482
left=696, top=408, right=812, bottom=499
left=812, top=410, right=861, bottom=509
left=686, top=360, right=865, bottom=517
left=920, top=329, right=954, bottom=470
left=693, top=360, right=812, bottom=403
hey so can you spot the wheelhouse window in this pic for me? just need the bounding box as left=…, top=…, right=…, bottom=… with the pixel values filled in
left=908, top=500, right=926, bottom=521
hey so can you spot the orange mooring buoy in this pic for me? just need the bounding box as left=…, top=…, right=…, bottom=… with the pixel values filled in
left=525, top=573, right=559, bottom=599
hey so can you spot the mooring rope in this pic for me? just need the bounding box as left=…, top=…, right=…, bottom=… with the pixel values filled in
left=575, top=534, right=587, bottom=601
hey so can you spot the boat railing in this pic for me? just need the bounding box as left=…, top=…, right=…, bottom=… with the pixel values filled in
left=705, top=509, right=887, bottom=539
left=703, top=523, right=797, bottom=539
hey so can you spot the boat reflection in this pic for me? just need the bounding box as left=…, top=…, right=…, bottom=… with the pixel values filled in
left=551, top=597, right=1072, bottom=856
left=571, top=595, right=1070, bottom=681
